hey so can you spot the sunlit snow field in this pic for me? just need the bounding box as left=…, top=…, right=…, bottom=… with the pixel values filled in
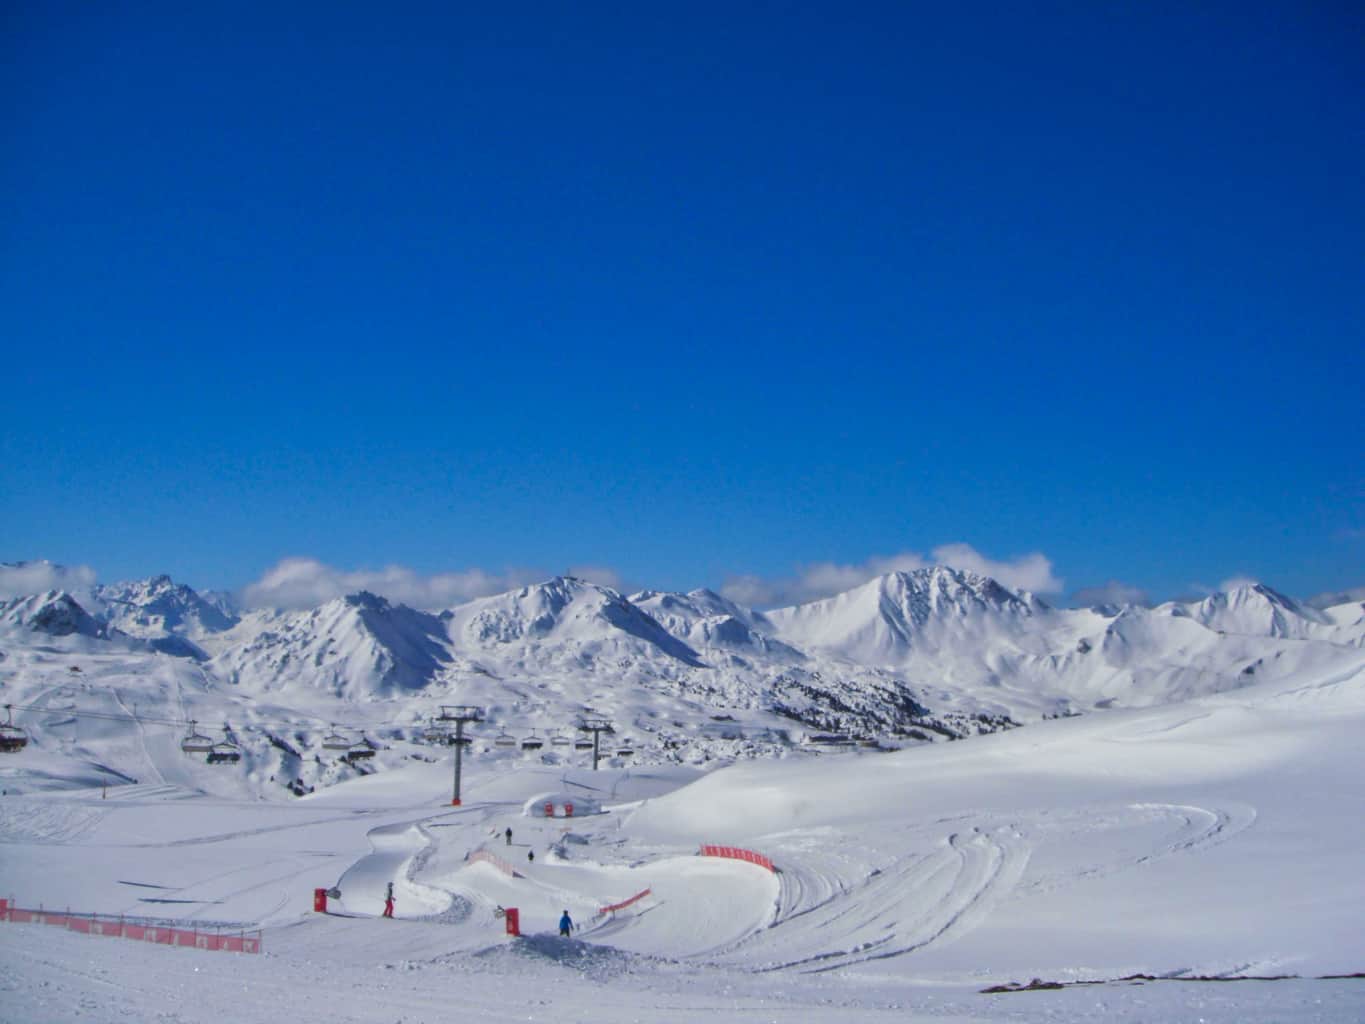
left=3, top=649, right=1364, bottom=1022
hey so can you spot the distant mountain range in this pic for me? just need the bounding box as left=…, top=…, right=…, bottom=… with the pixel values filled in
left=1, top=562, right=1362, bottom=798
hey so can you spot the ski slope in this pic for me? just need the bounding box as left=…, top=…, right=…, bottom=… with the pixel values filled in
left=2, top=650, right=1364, bottom=1020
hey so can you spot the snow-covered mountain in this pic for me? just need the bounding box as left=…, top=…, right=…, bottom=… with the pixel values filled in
left=631, top=588, right=799, bottom=665
left=1, top=591, right=106, bottom=640
left=767, top=567, right=1043, bottom=663
left=445, top=576, right=705, bottom=670
left=94, top=574, right=239, bottom=639
left=212, top=591, right=452, bottom=699
left=2, top=563, right=1363, bottom=800
left=1160, top=582, right=1329, bottom=640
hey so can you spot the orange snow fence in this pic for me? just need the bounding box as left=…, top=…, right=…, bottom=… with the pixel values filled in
left=698, top=844, right=775, bottom=872
left=598, top=888, right=651, bottom=915
left=0, top=899, right=261, bottom=954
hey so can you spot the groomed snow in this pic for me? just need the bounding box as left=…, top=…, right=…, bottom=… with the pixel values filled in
left=2, top=649, right=1363, bottom=1020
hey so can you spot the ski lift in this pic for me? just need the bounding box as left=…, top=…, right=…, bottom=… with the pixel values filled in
left=573, top=736, right=594, bottom=751
left=550, top=729, right=570, bottom=747
left=493, top=729, right=517, bottom=749
left=615, top=740, right=635, bottom=757
left=520, top=730, right=544, bottom=752
left=207, top=727, right=242, bottom=765
left=423, top=722, right=451, bottom=745
left=322, top=727, right=353, bottom=751
left=180, top=720, right=215, bottom=756
left=343, top=740, right=375, bottom=763
left=0, top=705, right=28, bottom=754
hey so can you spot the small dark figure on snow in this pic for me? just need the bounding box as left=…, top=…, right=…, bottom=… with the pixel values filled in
left=382, top=881, right=395, bottom=919
left=559, top=910, right=573, bottom=937
left=505, top=827, right=513, bottom=845
left=527, top=849, right=535, bottom=863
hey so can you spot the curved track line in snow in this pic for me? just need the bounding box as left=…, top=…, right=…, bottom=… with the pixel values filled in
left=718, top=826, right=1028, bottom=973
left=1018, top=801, right=1257, bottom=897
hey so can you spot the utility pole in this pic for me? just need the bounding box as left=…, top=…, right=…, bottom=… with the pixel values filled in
left=436, top=705, right=484, bottom=806
left=578, top=716, right=614, bottom=771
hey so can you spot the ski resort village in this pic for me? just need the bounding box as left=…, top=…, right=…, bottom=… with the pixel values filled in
left=1, top=564, right=1363, bottom=1021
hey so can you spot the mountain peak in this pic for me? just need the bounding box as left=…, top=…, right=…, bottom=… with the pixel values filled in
left=449, top=576, right=704, bottom=667
left=1, top=590, right=105, bottom=638
left=767, top=564, right=1038, bottom=666
left=96, top=574, right=239, bottom=637
left=1165, top=581, right=1329, bottom=637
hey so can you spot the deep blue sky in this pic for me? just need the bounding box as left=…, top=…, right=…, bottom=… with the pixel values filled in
left=2, top=3, right=1361, bottom=604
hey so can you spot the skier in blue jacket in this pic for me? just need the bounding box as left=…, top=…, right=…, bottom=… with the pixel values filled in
left=558, top=910, right=573, bottom=937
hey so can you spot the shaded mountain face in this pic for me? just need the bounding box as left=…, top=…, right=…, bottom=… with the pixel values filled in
left=0, top=591, right=105, bottom=639
left=96, top=575, right=240, bottom=638
left=212, top=591, right=452, bottom=699
left=445, top=576, right=705, bottom=668
left=631, top=589, right=799, bottom=665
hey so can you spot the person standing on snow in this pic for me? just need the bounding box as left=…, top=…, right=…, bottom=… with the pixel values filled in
left=505, top=827, right=513, bottom=845
left=382, top=882, right=395, bottom=919
left=559, top=910, right=573, bottom=937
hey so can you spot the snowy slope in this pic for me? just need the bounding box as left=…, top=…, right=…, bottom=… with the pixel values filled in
left=631, top=587, right=801, bottom=665
left=1160, top=582, right=1331, bottom=640
left=445, top=576, right=705, bottom=669
left=1, top=590, right=107, bottom=640
left=211, top=591, right=452, bottom=699
left=768, top=566, right=1043, bottom=660
left=95, top=574, right=239, bottom=639
left=2, top=649, right=1363, bottom=1022
left=2, top=566, right=1364, bottom=807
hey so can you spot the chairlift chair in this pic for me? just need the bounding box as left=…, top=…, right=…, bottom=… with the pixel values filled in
left=573, top=736, right=594, bottom=751
left=322, top=728, right=353, bottom=751
left=207, top=736, right=242, bottom=765
left=493, top=729, right=517, bottom=749
left=550, top=729, right=570, bottom=747
left=615, top=740, right=635, bottom=757
left=0, top=705, right=28, bottom=754
left=423, top=723, right=451, bottom=745
left=343, top=740, right=375, bottom=762
left=180, top=720, right=215, bottom=756
left=520, top=730, right=544, bottom=751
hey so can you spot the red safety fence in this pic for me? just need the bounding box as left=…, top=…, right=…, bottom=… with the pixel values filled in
left=0, top=899, right=261, bottom=954
left=467, top=848, right=522, bottom=878
left=698, top=844, right=776, bottom=872
left=598, top=888, right=651, bottom=915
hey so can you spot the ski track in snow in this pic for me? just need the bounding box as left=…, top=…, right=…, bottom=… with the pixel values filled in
left=1018, top=801, right=1258, bottom=897
left=715, top=825, right=1027, bottom=973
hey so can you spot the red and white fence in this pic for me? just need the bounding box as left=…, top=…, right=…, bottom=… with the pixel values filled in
left=598, top=888, right=651, bottom=915
left=467, top=848, right=523, bottom=878
left=698, top=844, right=775, bottom=872
left=0, top=899, right=261, bottom=954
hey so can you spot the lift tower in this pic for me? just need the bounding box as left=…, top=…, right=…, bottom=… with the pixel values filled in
left=577, top=716, right=615, bottom=771
left=436, top=705, right=484, bottom=806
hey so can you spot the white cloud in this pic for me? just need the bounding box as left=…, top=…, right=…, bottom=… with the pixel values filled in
left=0, top=560, right=98, bottom=600
left=1219, top=575, right=1259, bottom=592
left=719, top=544, right=1062, bottom=609
left=927, top=544, right=1063, bottom=595
left=1070, top=580, right=1152, bottom=608
left=241, top=558, right=551, bottom=611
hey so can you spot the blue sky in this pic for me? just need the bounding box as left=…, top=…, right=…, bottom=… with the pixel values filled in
left=2, top=3, right=1361, bottom=607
